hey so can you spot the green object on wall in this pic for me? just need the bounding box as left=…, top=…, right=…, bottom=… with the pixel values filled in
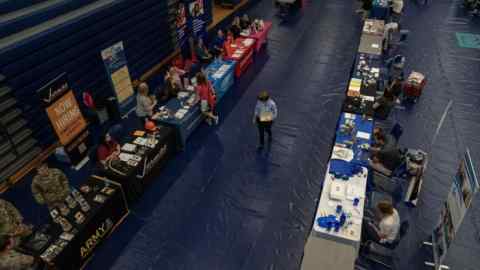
left=456, top=32, right=480, bottom=49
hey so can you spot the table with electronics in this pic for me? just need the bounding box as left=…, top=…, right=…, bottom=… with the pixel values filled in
left=241, top=21, right=273, bottom=52
left=95, top=126, right=177, bottom=203
left=224, top=37, right=256, bottom=78
left=204, top=59, right=236, bottom=101
left=24, top=177, right=129, bottom=270
left=370, top=0, right=390, bottom=20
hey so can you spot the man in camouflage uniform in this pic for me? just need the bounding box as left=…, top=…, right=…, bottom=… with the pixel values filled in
left=0, top=234, right=35, bottom=270
left=31, top=163, right=71, bottom=210
left=0, top=199, right=31, bottom=246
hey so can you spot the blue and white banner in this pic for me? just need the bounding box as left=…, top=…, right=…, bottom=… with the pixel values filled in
left=432, top=149, right=478, bottom=268
left=188, top=0, right=207, bottom=37
left=101, top=41, right=135, bottom=117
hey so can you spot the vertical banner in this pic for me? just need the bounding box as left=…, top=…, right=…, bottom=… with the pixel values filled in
left=101, top=42, right=135, bottom=118
left=188, top=0, right=207, bottom=37
left=432, top=150, right=478, bottom=268
left=176, top=2, right=188, bottom=48
left=38, top=73, right=90, bottom=165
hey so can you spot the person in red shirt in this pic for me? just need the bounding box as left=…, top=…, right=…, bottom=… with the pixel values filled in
left=97, top=132, right=120, bottom=166
left=195, top=72, right=219, bottom=125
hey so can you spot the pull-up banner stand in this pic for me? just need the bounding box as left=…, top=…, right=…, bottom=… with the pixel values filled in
left=38, top=73, right=90, bottom=167
left=101, top=41, right=135, bottom=118
left=423, top=149, right=479, bottom=270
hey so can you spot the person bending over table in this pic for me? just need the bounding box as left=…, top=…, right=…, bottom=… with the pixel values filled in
left=371, top=127, right=396, bottom=153
left=373, top=90, right=395, bottom=120
left=240, top=14, right=251, bottom=30
left=31, top=163, right=70, bottom=211
left=0, top=199, right=32, bottom=247
left=363, top=201, right=400, bottom=245
left=0, top=234, right=37, bottom=270
left=136, top=83, right=157, bottom=125
left=195, top=72, right=219, bottom=126
left=194, top=38, right=213, bottom=64
left=160, top=76, right=181, bottom=102
left=165, top=65, right=186, bottom=90
left=230, top=16, right=242, bottom=39
left=369, top=149, right=404, bottom=176
left=97, top=132, right=121, bottom=167
left=253, top=91, right=278, bottom=149
left=212, top=30, right=226, bottom=57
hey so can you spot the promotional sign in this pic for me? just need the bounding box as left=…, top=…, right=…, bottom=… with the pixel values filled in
left=189, top=0, right=207, bottom=36
left=175, top=2, right=188, bottom=48
left=38, top=73, right=90, bottom=165
left=101, top=42, right=135, bottom=117
left=432, top=150, right=478, bottom=268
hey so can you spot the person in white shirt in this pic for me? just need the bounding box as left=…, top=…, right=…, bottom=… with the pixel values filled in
left=365, top=201, right=400, bottom=244
left=391, top=0, right=404, bottom=22
left=253, top=91, right=278, bottom=149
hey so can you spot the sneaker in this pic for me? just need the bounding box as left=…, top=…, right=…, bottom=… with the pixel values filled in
left=206, top=118, right=212, bottom=126
left=214, top=116, right=219, bottom=125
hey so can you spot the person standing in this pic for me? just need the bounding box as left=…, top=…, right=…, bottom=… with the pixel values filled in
left=0, top=199, right=31, bottom=246
left=135, top=83, right=156, bottom=125
left=31, top=163, right=71, bottom=210
left=195, top=72, right=219, bottom=125
left=253, top=91, right=278, bottom=149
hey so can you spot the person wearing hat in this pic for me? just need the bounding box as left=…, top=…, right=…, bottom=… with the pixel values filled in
left=97, top=132, right=120, bottom=167
left=0, top=234, right=36, bottom=270
left=253, top=91, right=278, bottom=149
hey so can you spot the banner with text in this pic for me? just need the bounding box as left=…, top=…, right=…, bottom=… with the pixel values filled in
left=101, top=42, right=135, bottom=117
left=188, top=0, right=207, bottom=38
left=38, top=73, right=90, bottom=165
left=432, top=149, right=478, bottom=268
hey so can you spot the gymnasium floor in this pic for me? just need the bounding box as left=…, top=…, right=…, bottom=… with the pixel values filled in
left=87, top=0, right=480, bottom=269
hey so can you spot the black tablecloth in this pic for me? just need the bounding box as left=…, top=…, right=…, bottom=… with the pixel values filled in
left=26, top=177, right=129, bottom=270
left=96, top=125, right=177, bottom=203
left=342, top=96, right=375, bottom=117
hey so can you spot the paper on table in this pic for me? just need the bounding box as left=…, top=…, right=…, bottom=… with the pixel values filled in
left=362, top=96, right=375, bottom=101
left=356, top=131, right=371, bottom=140
left=344, top=113, right=356, bottom=120
left=371, top=43, right=380, bottom=48
left=331, top=146, right=354, bottom=162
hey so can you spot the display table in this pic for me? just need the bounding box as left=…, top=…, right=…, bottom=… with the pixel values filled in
left=358, top=34, right=384, bottom=57
left=302, top=163, right=368, bottom=270
left=204, top=59, right=236, bottom=101
left=224, top=38, right=256, bottom=78
left=37, top=177, right=129, bottom=270
left=152, top=91, right=203, bottom=147
left=241, top=21, right=273, bottom=52
left=96, top=126, right=177, bottom=203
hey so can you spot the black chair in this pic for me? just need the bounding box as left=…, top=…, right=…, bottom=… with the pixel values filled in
left=362, top=221, right=410, bottom=269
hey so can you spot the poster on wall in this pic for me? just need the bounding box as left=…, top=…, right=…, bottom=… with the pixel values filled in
left=38, top=73, right=90, bottom=165
left=189, top=0, right=207, bottom=36
left=101, top=41, right=135, bottom=117
left=175, top=2, right=188, bottom=47
left=431, top=150, right=478, bottom=269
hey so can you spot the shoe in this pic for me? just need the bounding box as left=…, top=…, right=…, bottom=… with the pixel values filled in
left=206, top=118, right=212, bottom=126
left=214, top=116, right=219, bottom=125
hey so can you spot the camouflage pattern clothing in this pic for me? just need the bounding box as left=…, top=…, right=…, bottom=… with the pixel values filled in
left=0, top=199, right=23, bottom=236
left=31, top=168, right=70, bottom=209
left=0, top=249, right=34, bottom=270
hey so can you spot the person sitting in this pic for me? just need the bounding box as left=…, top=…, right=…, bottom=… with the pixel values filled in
left=363, top=201, right=401, bottom=245
left=230, top=16, right=242, bottom=39
left=212, top=30, right=225, bottom=57
left=240, top=14, right=251, bottom=30
left=371, top=127, right=396, bottom=153
left=370, top=149, right=404, bottom=176
left=135, top=83, right=157, bottom=125
left=387, top=78, right=403, bottom=102
left=160, top=76, right=181, bottom=102
left=373, top=90, right=395, bottom=120
left=97, top=132, right=120, bottom=167
left=195, top=72, right=219, bottom=125
left=194, top=38, right=213, bottom=64
left=0, top=234, right=37, bottom=270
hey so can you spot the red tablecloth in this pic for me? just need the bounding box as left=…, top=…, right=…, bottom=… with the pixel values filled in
left=223, top=38, right=256, bottom=78
left=242, top=22, right=272, bottom=52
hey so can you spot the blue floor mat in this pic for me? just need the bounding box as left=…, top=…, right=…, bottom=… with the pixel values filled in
left=3, top=0, right=474, bottom=269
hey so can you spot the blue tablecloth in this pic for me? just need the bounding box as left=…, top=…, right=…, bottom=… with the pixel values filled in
left=154, top=94, right=203, bottom=147
left=205, top=59, right=236, bottom=102
left=335, top=113, right=374, bottom=167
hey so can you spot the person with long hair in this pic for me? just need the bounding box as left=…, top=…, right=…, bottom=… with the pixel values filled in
left=364, top=201, right=400, bottom=244
left=195, top=72, right=218, bottom=125
left=97, top=132, right=120, bottom=166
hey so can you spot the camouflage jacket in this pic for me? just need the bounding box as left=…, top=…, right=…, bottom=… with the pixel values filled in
left=0, top=249, right=34, bottom=270
left=0, top=199, right=23, bottom=236
left=31, top=169, right=70, bottom=207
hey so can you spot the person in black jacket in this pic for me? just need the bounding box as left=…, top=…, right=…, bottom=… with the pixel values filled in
left=357, top=0, right=373, bottom=20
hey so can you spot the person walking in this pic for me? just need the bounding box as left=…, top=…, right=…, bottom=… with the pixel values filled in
left=253, top=91, right=278, bottom=149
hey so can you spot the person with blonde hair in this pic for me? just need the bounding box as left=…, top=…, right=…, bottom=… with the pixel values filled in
left=135, top=82, right=156, bottom=124
left=364, top=200, right=400, bottom=244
